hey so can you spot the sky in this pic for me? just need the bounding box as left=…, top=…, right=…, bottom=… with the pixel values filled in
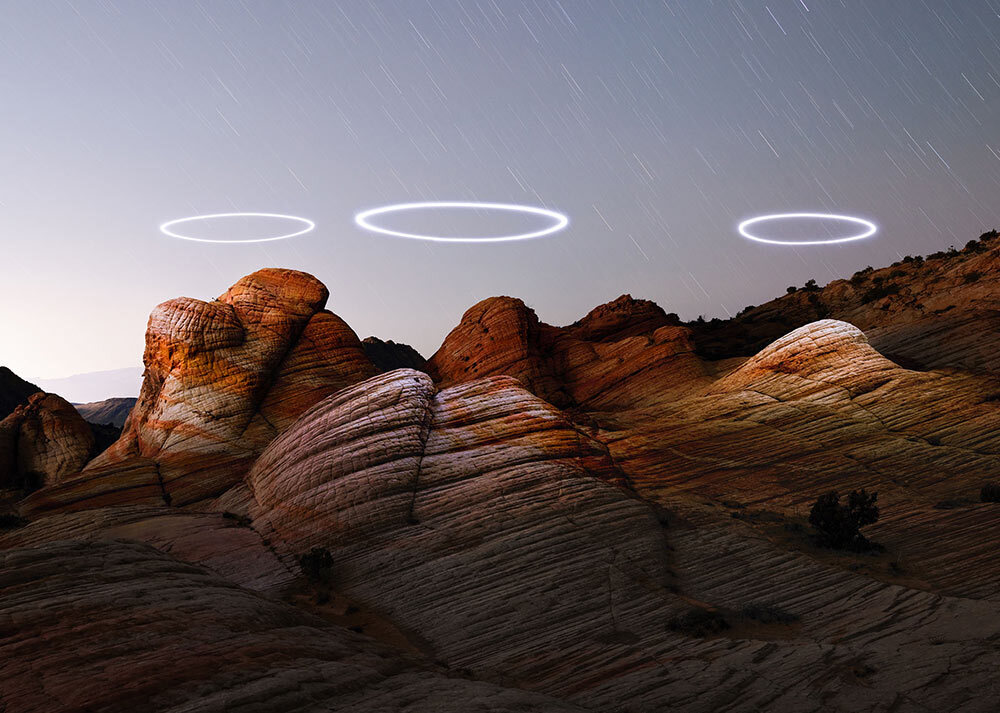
left=2, top=0, right=1000, bottom=382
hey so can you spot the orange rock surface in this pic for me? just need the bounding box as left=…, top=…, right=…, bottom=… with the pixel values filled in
left=6, top=250, right=1000, bottom=711
left=21, top=269, right=376, bottom=513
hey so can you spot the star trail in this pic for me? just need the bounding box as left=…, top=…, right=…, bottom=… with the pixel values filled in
left=1, top=1, right=998, bottom=378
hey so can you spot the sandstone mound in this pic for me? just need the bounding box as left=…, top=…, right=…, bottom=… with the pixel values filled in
left=7, top=264, right=1000, bottom=712
left=23, top=269, right=376, bottom=512
left=0, top=539, right=583, bottom=713
left=427, top=295, right=709, bottom=411
left=0, top=392, right=94, bottom=490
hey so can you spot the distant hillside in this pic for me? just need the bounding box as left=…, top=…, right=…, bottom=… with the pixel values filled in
left=74, top=398, right=137, bottom=429
left=688, top=229, right=1000, bottom=372
left=31, top=367, right=143, bottom=403
left=0, top=367, right=41, bottom=420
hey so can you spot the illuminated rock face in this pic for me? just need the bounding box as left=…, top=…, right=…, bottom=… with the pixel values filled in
left=8, top=267, right=1000, bottom=712
left=427, top=294, right=708, bottom=411
left=0, top=392, right=94, bottom=489
left=22, top=269, right=376, bottom=513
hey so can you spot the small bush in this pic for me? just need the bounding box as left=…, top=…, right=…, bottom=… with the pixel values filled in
left=889, top=269, right=905, bottom=279
left=299, top=547, right=334, bottom=586
left=980, top=483, right=1000, bottom=503
left=803, top=279, right=819, bottom=291
left=808, top=489, right=880, bottom=552
left=860, top=283, right=900, bottom=304
left=786, top=286, right=797, bottom=294
left=964, top=271, right=982, bottom=284
left=0, top=514, right=28, bottom=530
left=849, top=273, right=867, bottom=286
left=740, top=602, right=800, bottom=625
left=667, top=607, right=729, bottom=637
left=979, top=230, right=999, bottom=242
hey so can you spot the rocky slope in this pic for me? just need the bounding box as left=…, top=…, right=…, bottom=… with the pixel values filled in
left=21, top=269, right=378, bottom=513
left=689, top=229, right=1000, bottom=372
left=0, top=392, right=95, bottom=491
left=4, top=251, right=1000, bottom=712
left=74, top=397, right=136, bottom=428
left=0, top=366, right=40, bottom=421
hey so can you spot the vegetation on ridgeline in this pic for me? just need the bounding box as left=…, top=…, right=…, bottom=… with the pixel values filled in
left=809, top=489, right=880, bottom=552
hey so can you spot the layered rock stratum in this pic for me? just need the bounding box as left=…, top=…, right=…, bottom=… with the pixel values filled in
left=4, top=238, right=1000, bottom=712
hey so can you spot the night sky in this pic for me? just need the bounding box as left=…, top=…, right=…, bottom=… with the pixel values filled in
left=3, top=1, right=1000, bottom=380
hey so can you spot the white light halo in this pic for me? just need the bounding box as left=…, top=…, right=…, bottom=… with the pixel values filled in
left=738, top=212, right=877, bottom=246
left=354, top=201, right=569, bottom=243
left=159, top=212, right=316, bottom=244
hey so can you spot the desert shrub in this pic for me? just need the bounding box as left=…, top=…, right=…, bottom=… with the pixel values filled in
left=860, top=283, right=900, bottom=304
left=979, top=230, right=999, bottom=242
left=849, top=273, right=867, bottom=286
left=980, top=483, right=1000, bottom=503
left=667, top=607, right=729, bottom=637
left=808, top=489, right=880, bottom=552
left=299, top=547, right=334, bottom=585
left=0, top=514, right=28, bottom=530
left=786, top=286, right=797, bottom=294
left=889, top=269, right=905, bottom=279
left=928, top=250, right=948, bottom=260
left=803, top=279, right=819, bottom=291
left=740, top=602, right=800, bottom=625
left=964, top=271, right=982, bottom=284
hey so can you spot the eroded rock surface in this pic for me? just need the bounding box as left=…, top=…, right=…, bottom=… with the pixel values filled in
left=0, top=539, right=584, bottom=713
left=23, top=269, right=377, bottom=512
left=0, top=392, right=94, bottom=490
left=7, top=264, right=1000, bottom=712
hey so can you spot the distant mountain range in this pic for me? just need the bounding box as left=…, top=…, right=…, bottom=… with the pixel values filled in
left=73, top=398, right=137, bottom=428
left=29, top=367, right=143, bottom=403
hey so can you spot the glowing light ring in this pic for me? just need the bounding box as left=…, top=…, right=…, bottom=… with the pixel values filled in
left=160, top=212, right=316, bottom=243
left=738, top=212, right=877, bottom=246
left=354, top=201, right=569, bottom=243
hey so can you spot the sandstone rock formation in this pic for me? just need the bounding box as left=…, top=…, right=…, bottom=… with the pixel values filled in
left=689, top=229, right=1000, bottom=373
left=0, top=392, right=94, bottom=491
left=7, top=256, right=1000, bottom=712
left=427, top=294, right=710, bottom=410
left=0, top=539, right=583, bottom=713
left=22, top=269, right=377, bottom=512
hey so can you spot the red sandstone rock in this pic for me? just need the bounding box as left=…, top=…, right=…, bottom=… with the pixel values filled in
left=27, top=269, right=377, bottom=511
left=8, top=262, right=1000, bottom=712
